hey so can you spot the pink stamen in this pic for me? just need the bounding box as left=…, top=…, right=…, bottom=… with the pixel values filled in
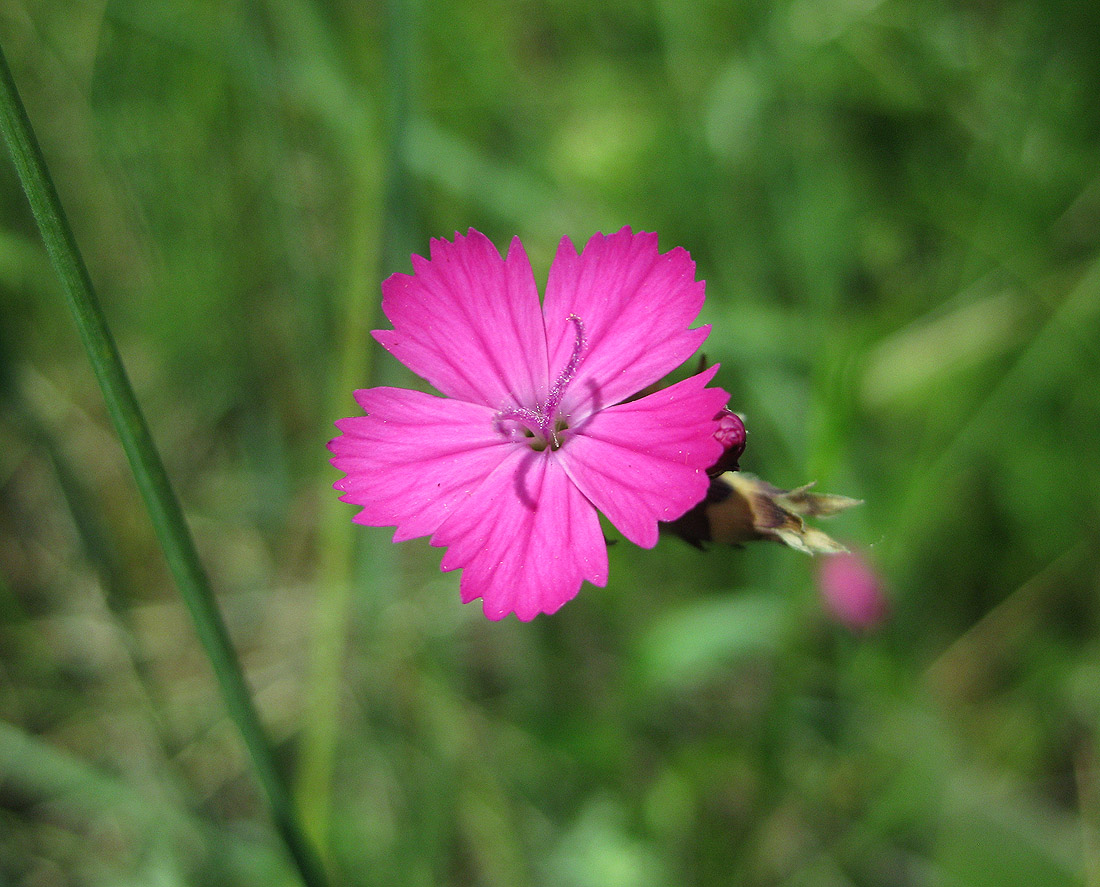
left=542, top=314, right=586, bottom=446
left=494, top=406, right=544, bottom=437
left=495, top=314, right=587, bottom=449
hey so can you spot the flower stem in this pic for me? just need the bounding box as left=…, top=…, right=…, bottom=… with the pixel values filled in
left=0, top=42, right=329, bottom=887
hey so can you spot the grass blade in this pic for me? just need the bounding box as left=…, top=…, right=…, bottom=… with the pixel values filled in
left=0, top=41, right=329, bottom=887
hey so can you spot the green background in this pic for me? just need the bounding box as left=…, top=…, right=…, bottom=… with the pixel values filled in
left=2, top=0, right=1099, bottom=884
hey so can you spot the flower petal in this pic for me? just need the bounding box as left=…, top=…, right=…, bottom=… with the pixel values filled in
left=329, top=387, right=509, bottom=542
left=558, top=366, right=729, bottom=548
left=542, top=228, right=710, bottom=419
left=431, top=449, right=608, bottom=621
left=374, top=230, right=550, bottom=409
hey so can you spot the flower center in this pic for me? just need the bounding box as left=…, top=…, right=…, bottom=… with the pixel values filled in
left=496, top=314, right=586, bottom=451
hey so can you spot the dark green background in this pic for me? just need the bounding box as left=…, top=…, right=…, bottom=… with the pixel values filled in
left=2, top=0, right=1099, bottom=884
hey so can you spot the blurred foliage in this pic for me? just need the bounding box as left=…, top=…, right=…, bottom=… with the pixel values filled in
left=2, top=0, right=1100, bottom=884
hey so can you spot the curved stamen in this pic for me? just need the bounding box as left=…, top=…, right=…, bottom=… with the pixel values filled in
left=495, top=406, right=544, bottom=441
left=495, top=314, right=587, bottom=450
left=543, top=314, right=586, bottom=428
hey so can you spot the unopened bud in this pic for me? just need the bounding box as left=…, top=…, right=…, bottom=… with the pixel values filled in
left=710, top=409, right=746, bottom=475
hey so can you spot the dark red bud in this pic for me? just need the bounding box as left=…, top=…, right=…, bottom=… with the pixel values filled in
left=709, top=409, right=746, bottom=475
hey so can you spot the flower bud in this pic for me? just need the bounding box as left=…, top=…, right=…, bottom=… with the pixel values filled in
left=709, top=409, right=746, bottom=475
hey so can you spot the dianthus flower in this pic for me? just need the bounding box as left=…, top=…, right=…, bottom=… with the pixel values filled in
left=330, top=228, right=728, bottom=620
left=817, top=551, right=888, bottom=631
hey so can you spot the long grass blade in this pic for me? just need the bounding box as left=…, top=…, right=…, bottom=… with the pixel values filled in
left=0, top=41, right=329, bottom=887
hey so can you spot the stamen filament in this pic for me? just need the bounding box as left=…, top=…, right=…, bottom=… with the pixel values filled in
left=496, top=314, right=587, bottom=450
left=543, top=314, right=586, bottom=427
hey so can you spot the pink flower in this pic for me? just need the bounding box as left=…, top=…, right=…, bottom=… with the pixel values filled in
left=817, top=551, right=888, bottom=631
left=330, top=228, right=728, bottom=620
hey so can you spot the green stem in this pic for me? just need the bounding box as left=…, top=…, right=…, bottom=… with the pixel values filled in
left=0, top=42, right=329, bottom=887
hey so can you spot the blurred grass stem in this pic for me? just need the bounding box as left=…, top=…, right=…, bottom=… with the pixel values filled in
left=296, top=0, right=420, bottom=853
left=0, top=43, right=329, bottom=887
